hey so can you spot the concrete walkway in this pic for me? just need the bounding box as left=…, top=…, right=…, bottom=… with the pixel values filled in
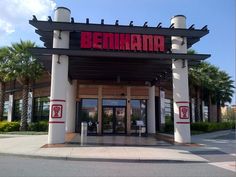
left=0, top=134, right=207, bottom=162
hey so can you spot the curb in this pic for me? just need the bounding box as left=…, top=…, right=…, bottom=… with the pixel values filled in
left=156, top=133, right=174, bottom=144
left=0, top=152, right=208, bottom=163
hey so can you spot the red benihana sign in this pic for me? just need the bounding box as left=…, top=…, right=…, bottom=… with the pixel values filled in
left=80, top=31, right=165, bottom=52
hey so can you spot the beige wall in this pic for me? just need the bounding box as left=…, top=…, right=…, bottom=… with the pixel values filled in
left=78, top=84, right=150, bottom=99
left=34, top=87, right=50, bottom=98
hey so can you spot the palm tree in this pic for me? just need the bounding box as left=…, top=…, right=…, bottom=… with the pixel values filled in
left=189, top=62, right=206, bottom=121
left=8, top=40, right=43, bottom=130
left=0, top=47, right=11, bottom=121
left=188, top=49, right=204, bottom=121
left=189, top=60, right=234, bottom=122
left=211, top=70, right=234, bottom=121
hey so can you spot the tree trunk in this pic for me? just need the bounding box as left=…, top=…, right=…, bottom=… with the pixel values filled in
left=216, top=100, right=221, bottom=122
left=195, top=86, right=201, bottom=122
left=208, top=93, right=211, bottom=122
left=20, top=84, right=29, bottom=131
left=0, top=82, right=6, bottom=121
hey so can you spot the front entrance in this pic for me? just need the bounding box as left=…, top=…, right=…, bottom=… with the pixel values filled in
left=102, top=106, right=126, bottom=134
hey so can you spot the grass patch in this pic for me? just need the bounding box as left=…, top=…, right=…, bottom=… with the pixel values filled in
left=0, top=131, right=47, bottom=135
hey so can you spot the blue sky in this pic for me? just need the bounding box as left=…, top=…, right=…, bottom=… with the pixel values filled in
left=0, top=0, right=235, bottom=103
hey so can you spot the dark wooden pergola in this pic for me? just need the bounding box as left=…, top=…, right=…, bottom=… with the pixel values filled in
left=29, top=17, right=210, bottom=85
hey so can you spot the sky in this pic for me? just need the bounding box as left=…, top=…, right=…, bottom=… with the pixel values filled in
left=0, top=0, right=235, bottom=104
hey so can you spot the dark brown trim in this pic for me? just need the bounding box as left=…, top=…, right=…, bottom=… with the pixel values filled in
left=50, top=99, right=66, bottom=102
left=176, top=122, right=190, bottom=124
left=48, top=121, right=65, bottom=124
left=29, top=20, right=209, bottom=38
left=29, top=48, right=211, bottom=60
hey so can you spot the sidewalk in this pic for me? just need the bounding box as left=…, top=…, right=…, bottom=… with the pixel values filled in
left=0, top=134, right=207, bottom=162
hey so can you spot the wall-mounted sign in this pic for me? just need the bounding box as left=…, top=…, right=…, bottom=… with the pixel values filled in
left=51, top=104, right=63, bottom=118
left=179, top=106, right=189, bottom=119
left=81, top=31, right=165, bottom=52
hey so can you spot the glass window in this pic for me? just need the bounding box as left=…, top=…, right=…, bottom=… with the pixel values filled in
left=102, top=99, right=126, bottom=106
left=13, top=100, right=22, bottom=121
left=3, top=101, right=9, bottom=120
left=164, top=98, right=173, bottom=123
left=164, top=99, right=172, bottom=116
left=80, top=99, right=98, bottom=134
left=33, top=97, right=50, bottom=121
left=130, top=99, right=147, bottom=134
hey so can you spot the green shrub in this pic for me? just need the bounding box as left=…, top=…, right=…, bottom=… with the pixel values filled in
left=0, top=121, right=20, bottom=132
left=28, top=121, right=48, bottom=132
left=164, top=121, right=174, bottom=133
left=191, top=122, right=209, bottom=132
left=162, top=121, right=234, bottom=134
left=191, top=122, right=234, bottom=132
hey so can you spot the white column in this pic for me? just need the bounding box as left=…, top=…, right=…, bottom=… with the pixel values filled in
left=171, top=15, right=191, bottom=143
left=7, top=94, right=13, bottom=122
left=191, top=98, right=195, bottom=123
left=147, top=86, right=156, bottom=134
left=160, top=90, right=165, bottom=125
left=66, top=80, right=77, bottom=133
left=127, top=87, right=131, bottom=135
left=97, top=86, right=102, bottom=134
left=202, top=101, right=208, bottom=122
left=48, top=7, right=71, bottom=144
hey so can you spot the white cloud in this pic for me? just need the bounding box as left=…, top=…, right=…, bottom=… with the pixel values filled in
left=0, top=0, right=56, bottom=36
left=0, top=19, right=15, bottom=34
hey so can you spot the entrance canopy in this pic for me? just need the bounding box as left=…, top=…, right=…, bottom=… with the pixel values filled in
left=29, top=16, right=210, bottom=84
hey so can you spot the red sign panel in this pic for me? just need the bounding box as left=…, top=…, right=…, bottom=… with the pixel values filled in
left=51, top=104, right=63, bottom=118
left=179, top=106, right=189, bottom=119
left=81, top=31, right=165, bottom=52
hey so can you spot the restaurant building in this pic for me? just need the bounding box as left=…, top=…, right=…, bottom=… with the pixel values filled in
left=4, top=7, right=210, bottom=144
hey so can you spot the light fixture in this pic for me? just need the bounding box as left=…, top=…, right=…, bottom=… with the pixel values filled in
left=181, top=37, right=185, bottom=45
left=58, top=30, right=62, bottom=39
left=117, top=75, right=120, bottom=83
left=57, top=55, right=61, bottom=64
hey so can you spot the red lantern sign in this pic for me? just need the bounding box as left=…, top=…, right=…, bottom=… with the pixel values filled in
left=51, top=104, right=63, bottom=118
left=179, top=106, right=189, bottom=119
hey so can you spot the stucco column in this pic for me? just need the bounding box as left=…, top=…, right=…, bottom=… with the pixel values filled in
left=97, top=86, right=102, bottom=134
left=48, top=7, right=71, bottom=144
left=171, top=15, right=191, bottom=143
left=191, top=98, right=195, bottom=123
left=147, top=86, right=156, bottom=134
left=66, top=80, right=77, bottom=133
left=126, top=87, right=131, bottom=135
left=160, top=90, right=165, bottom=125
left=7, top=94, right=13, bottom=122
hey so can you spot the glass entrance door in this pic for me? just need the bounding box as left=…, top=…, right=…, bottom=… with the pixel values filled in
left=102, top=106, right=126, bottom=134
left=102, top=107, right=114, bottom=133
